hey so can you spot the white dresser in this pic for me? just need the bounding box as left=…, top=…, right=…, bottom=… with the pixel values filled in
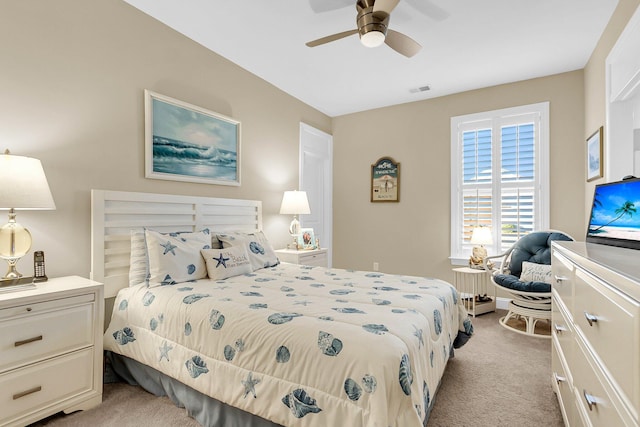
left=0, top=276, right=104, bottom=427
left=275, top=248, right=329, bottom=267
left=551, top=241, right=640, bottom=427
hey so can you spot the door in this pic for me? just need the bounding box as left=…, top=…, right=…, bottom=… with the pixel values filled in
left=299, top=123, right=333, bottom=266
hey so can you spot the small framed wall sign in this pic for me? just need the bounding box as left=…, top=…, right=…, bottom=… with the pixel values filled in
left=586, top=126, right=603, bottom=182
left=371, top=157, right=400, bottom=202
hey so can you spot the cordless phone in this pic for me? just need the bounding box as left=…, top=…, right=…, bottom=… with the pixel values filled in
left=33, top=251, right=48, bottom=282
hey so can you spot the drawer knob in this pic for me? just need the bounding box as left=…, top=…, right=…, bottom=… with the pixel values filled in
left=554, top=275, right=568, bottom=283
left=13, top=386, right=42, bottom=400
left=584, top=311, right=598, bottom=327
left=553, top=324, right=567, bottom=334
left=553, top=372, right=567, bottom=385
left=583, top=390, right=597, bottom=411
left=14, top=335, right=43, bottom=347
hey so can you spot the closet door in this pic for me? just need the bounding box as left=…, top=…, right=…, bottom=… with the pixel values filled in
left=300, top=123, right=333, bottom=266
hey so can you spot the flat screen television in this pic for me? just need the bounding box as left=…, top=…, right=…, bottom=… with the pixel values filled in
left=586, top=177, right=640, bottom=250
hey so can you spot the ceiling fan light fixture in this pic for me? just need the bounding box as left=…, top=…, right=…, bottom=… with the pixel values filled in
left=360, top=30, right=385, bottom=47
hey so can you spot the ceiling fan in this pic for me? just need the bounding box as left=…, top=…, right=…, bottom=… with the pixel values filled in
left=305, top=0, right=422, bottom=58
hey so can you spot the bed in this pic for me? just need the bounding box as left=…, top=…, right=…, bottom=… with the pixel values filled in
left=92, top=189, right=473, bottom=427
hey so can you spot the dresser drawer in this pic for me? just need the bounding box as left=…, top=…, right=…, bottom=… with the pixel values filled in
left=573, top=336, right=636, bottom=427
left=574, top=267, right=640, bottom=409
left=0, top=348, right=94, bottom=425
left=552, top=250, right=574, bottom=316
left=552, top=294, right=574, bottom=369
left=0, top=298, right=95, bottom=373
left=552, top=338, right=574, bottom=427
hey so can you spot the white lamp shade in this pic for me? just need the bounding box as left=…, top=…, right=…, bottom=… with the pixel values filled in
left=470, top=227, right=493, bottom=245
left=279, top=191, right=310, bottom=215
left=0, top=154, right=56, bottom=210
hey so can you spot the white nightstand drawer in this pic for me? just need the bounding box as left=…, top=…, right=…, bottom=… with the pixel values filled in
left=0, top=348, right=93, bottom=425
left=0, top=299, right=95, bottom=373
left=297, top=252, right=327, bottom=267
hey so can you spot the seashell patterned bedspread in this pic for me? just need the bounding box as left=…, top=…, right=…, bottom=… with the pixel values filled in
left=104, top=263, right=473, bottom=427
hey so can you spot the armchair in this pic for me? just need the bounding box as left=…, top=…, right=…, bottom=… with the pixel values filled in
left=484, top=231, right=573, bottom=338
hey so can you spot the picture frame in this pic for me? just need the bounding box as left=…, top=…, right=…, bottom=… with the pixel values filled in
left=144, top=90, right=241, bottom=186
left=371, top=157, right=400, bottom=202
left=297, top=228, right=316, bottom=249
left=586, top=126, right=603, bottom=182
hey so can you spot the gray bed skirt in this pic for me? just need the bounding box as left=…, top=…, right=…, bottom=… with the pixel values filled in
left=106, top=351, right=283, bottom=427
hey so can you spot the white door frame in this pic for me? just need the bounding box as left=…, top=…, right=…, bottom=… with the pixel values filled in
left=299, top=122, right=333, bottom=266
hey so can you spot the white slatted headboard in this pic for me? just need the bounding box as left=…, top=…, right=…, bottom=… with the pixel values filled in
left=91, top=189, right=262, bottom=298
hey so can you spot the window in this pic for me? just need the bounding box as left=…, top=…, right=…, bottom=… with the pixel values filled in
left=450, top=103, right=549, bottom=264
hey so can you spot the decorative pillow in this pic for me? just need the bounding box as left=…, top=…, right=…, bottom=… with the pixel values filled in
left=217, top=231, right=279, bottom=271
left=129, top=228, right=220, bottom=286
left=145, top=228, right=212, bottom=287
left=201, top=247, right=252, bottom=280
left=519, top=261, right=552, bottom=283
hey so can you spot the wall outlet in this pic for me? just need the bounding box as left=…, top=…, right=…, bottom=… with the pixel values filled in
left=373, top=262, right=379, bottom=271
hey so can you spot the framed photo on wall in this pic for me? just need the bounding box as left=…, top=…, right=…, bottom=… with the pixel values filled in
left=297, top=228, right=316, bottom=249
left=586, top=126, right=603, bottom=182
left=371, top=157, right=400, bottom=202
left=144, top=90, right=241, bottom=186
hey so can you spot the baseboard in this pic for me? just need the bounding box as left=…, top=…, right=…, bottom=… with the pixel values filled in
left=496, top=297, right=510, bottom=310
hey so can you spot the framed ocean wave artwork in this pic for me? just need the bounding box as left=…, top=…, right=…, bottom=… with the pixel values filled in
left=144, top=90, right=240, bottom=186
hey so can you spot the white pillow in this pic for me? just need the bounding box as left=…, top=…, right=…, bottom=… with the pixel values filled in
left=520, top=261, right=552, bottom=283
left=129, top=228, right=221, bottom=286
left=145, top=229, right=211, bottom=287
left=201, top=247, right=252, bottom=280
left=217, top=231, right=279, bottom=271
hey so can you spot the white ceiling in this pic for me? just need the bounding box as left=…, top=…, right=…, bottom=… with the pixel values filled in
left=124, top=0, right=619, bottom=117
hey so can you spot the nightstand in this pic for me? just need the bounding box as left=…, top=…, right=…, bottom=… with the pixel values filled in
left=0, top=276, right=104, bottom=427
left=275, top=248, right=328, bottom=267
left=452, top=267, right=496, bottom=317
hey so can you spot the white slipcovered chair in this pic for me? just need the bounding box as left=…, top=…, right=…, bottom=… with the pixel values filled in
left=483, top=231, right=573, bottom=338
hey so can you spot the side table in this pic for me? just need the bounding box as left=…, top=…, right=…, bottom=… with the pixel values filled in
left=452, top=267, right=496, bottom=317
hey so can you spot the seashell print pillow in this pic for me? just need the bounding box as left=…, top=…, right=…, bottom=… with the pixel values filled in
left=129, top=228, right=221, bottom=286
left=201, top=246, right=253, bottom=280
left=145, top=228, right=212, bottom=287
left=216, top=231, right=279, bottom=271
left=519, top=261, right=552, bottom=283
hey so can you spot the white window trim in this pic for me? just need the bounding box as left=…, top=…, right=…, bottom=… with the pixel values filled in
left=450, top=102, right=550, bottom=265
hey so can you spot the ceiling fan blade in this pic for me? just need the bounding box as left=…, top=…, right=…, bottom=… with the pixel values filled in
left=306, top=29, right=359, bottom=47
left=373, top=0, right=401, bottom=15
left=405, top=0, right=449, bottom=21
left=308, top=0, right=353, bottom=13
left=385, top=29, right=421, bottom=57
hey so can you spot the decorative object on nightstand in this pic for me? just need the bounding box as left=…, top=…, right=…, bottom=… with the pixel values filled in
left=279, top=190, right=310, bottom=249
left=0, top=150, right=56, bottom=283
left=468, top=226, right=493, bottom=270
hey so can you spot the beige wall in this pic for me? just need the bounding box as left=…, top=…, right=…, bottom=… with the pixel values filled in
left=0, top=0, right=331, bottom=280
left=333, top=71, right=586, bottom=283
left=584, top=0, right=640, bottom=224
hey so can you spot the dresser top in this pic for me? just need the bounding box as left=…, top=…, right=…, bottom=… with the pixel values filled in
left=553, top=241, right=640, bottom=301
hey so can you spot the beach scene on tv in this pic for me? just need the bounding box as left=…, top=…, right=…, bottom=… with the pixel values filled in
left=588, top=180, right=640, bottom=240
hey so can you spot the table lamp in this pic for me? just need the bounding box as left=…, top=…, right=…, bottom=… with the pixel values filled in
left=469, top=226, right=493, bottom=270
left=0, top=151, right=56, bottom=280
left=279, top=190, right=310, bottom=249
